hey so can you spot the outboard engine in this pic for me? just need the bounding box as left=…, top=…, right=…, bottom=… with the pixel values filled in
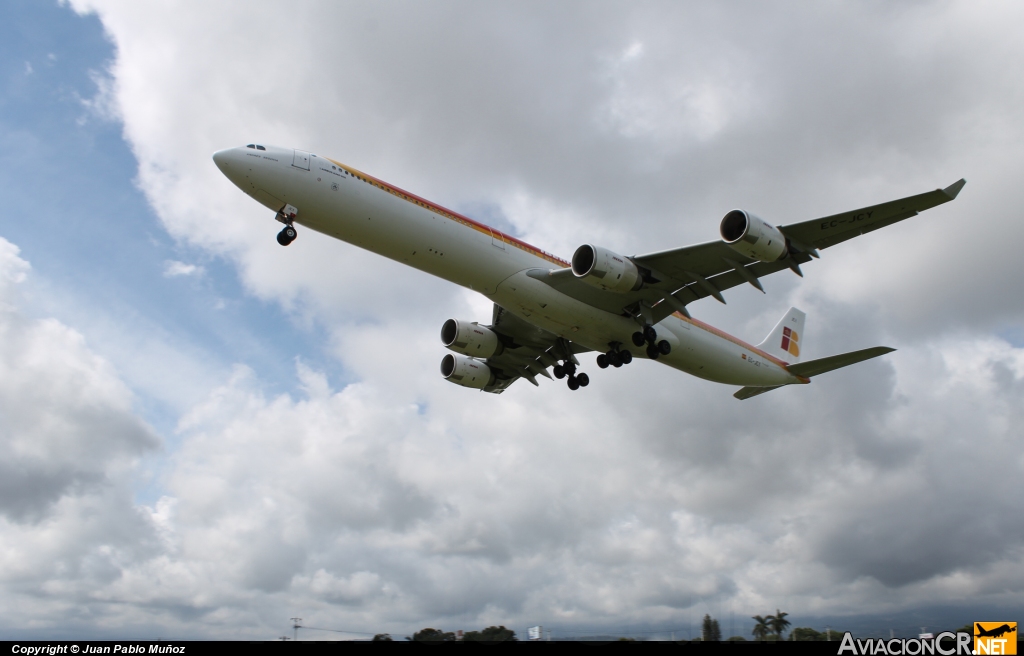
left=720, top=210, right=788, bottom=262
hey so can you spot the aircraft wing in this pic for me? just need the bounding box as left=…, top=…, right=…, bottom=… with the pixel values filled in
left=530, top=180, right=965, bottom=324
left=478, top=304, right=591, bottom=393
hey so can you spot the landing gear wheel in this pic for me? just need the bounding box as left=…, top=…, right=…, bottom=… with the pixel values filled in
left=619, top=350, right=633, bottom=364
left=609, top=352, right=622, bottom=368
left=576, top=373, right=589, bottom=387
left=277, top=225, right=297, bottom=246
left=631, top=331, right=646, bottom=347
left=646, top=344, right=660, bottom=360
left=643, top=325, right=658, bottom=343
left=567, top=376, right=580, bottom=391
left=553, top=364, right=565, bottom=379
left=658, top=340, right=672, bottom=355
left=596, top=354, right=609, bottom=369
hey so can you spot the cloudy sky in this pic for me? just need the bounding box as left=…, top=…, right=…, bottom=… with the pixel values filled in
left=1, top=0, right=1022, bottom=641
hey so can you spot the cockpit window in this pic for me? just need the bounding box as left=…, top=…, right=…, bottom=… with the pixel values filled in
left=256, top=145, right=266, bottom=151
left=246, top=144, right=255, bottom=149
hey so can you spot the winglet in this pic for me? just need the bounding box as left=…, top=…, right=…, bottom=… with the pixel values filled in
left=942, top=178, right=966, bottom=200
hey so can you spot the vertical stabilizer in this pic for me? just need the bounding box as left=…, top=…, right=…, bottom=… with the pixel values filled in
left=757, top=307, right=806, bottom=364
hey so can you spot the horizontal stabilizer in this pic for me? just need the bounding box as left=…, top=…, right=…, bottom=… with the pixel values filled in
left=787, top=346, right=895, bottom=378
left=734, top=385, right=786, bottom=400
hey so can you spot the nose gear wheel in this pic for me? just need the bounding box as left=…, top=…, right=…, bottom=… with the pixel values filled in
left=277, top=225, right=297, bottom=246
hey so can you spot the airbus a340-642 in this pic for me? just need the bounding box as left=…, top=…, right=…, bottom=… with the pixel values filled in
left=213, top=144, right=963, bottom=398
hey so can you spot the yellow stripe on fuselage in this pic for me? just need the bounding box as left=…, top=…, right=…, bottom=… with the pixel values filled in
left=325, top=158, right=567, bottom=268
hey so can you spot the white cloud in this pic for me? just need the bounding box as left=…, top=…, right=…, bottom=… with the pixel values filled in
left=7, top=0, right=1020, bottom=639
left=77, top=67, right=120, bottom=124
left=0, top=237, right=163, bottom=632
left=162, top=260, right=203, bottom=278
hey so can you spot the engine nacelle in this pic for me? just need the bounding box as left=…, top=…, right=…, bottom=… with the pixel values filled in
left=441, top=319, right=503, bottom=358
left=571, top=244, right=643, bottom=292
left=720, top=210, right=789, bottom=262
left=440, top=353, right=493, bottom=390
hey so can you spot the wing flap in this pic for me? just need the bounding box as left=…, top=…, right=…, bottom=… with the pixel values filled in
left=480, top=304, right=591, bottom=393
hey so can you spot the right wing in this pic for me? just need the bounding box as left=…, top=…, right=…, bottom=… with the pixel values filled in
left=530, top=180, right=965, bottom=325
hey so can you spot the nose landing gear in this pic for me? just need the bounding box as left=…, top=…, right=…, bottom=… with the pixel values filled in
left=275, top=204, right=299, bottom=246
left=631, top=325, right=671, bottom=360
left=277, top=225, right=297, bottom=246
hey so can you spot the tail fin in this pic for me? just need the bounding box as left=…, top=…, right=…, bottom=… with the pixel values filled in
left=757, top=307, right=806, bottom=364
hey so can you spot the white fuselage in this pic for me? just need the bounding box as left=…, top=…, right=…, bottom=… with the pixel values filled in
left=213, top=144, right=805, bottom=388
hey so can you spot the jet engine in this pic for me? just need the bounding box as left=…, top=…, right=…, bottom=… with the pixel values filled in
left=720, top=210, right=789, bottom=262
left=571, top=244, right=643, bottom=292
left=440, top=353, right=493, bottom=390
left=441, top=319, right=503, bottom=358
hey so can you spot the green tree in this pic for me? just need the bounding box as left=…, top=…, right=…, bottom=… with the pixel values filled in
left=790, top=627, right=823, bottom=641
left=702, top=614, right=722, bottom=641
left=463, top=626, right=517, bottom=642
left=407, top=628, right=456, bottom=641
left=769, top=609, right=791, bottom=640
left=371, top=633, right=393, bottom=641
left=727, top=636, right=748, bottom=642
left=752, top=615, right=771, bottom=641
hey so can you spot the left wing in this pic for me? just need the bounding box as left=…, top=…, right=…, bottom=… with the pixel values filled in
left=531, top=179, right=965, bottom=324
left=479, top=304, right=590, bottom=393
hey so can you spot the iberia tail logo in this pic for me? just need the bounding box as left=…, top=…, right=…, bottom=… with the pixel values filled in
left=975, top=622, right=1017, bottom=655
left=780, top=326, right=800, bottom=357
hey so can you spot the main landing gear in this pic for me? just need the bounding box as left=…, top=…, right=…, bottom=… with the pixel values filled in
left=596, top=344, right=634, bottom=369
left=552, top=359, right=589, bottom=391
left=277, top=224, right=297, bottom=246
left=631, top=325, right=671, bottom=360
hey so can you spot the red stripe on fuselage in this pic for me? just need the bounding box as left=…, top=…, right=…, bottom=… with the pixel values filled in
left=325, top=158, right=568, bottom=268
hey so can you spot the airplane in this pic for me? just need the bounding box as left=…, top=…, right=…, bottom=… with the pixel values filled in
left=212, top=144, right=964, bottom=398
left=975, top=624, right=1016, bottom=639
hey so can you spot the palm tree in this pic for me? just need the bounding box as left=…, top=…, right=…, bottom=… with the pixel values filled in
left=769, top=609, right=791, bottom=641
left=752, top=615, right=771, bottom=641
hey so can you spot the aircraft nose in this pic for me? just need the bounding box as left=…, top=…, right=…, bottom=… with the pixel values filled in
left=212, top=148, right=235, bottom=174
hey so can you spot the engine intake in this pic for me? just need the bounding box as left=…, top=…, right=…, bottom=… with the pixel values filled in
left=440, top=353, right=493, bottom=389
left=720, top=210, right=788, bottom=262
left=571, top=244, right=642, bottom=292
left=441, top=319, right=503, bottom=358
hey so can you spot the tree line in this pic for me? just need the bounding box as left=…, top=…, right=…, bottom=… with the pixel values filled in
left=372, top=625, right=517, bottom=641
